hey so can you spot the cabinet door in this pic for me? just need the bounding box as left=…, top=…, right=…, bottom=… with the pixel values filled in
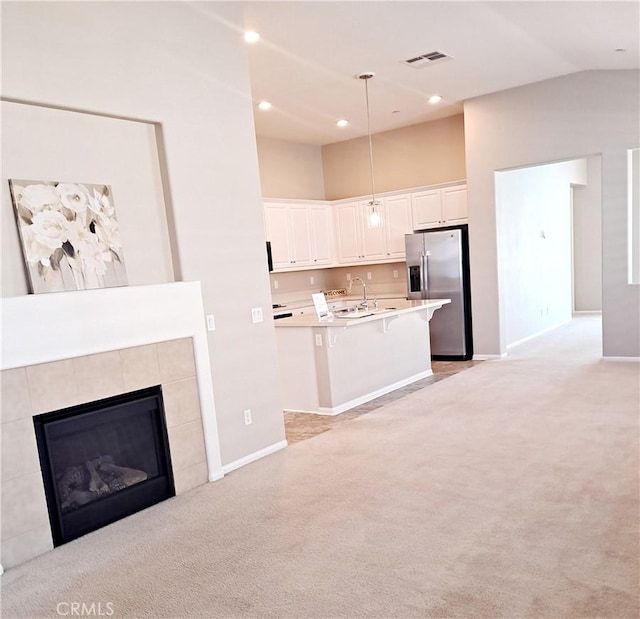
left=441, top=185, right=468, bottom=223
left=310, top=205, right=333, bottom=265
left=288, top=206, right=313, bottom=266
left=264, top=204, right=292, bottom=269
left=359, top=201, right=387, bottom=260
left=411, top=190, right=442, bottom=229
left=384, top=195, right=412, bottom=258
left=335, top=203, right=363, bottom=263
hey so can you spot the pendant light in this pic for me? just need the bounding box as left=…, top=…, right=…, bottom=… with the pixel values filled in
left=357, top=72, right=383, bottom=229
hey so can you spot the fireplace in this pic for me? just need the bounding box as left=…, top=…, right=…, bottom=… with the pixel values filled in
left=34, top=386, right=175, bottom=546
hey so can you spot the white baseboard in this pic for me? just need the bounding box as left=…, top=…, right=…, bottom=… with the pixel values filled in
left=472, top=353, right=507, bottom=360
left=573, top=310, right=602, bottom=315
left=314, top=370, right=433, bottom=416
left=221, top=440, right=288, bottom=475
left=208, top=470, right=225, bottom=483
left=506, top=320, right=571, bottom=351
left=602, top=356, right=640, bottom=362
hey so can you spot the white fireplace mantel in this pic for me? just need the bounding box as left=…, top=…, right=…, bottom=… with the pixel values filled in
left=1, top=282, right=223, bottom=482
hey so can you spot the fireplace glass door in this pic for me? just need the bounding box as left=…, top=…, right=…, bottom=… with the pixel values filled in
left=34, top=386, right=175, bottom=546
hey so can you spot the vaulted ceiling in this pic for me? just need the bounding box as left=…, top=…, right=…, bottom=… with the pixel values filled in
left=241, top=1, right=639, bottom=145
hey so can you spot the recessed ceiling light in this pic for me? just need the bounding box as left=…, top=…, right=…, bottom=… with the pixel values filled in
left=244, top=31, right=260, bottom=43
left=336, top=119, right=349, bottom=128
left=428, top=95, right=443, bottom=104
left=258, top=101, right=272, bottom=111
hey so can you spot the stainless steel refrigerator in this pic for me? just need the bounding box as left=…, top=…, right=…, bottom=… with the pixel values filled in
left=405, top=225, right=473, bottom=360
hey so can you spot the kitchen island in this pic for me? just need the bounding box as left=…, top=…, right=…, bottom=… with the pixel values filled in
left=274, top=298, right=450, bottom=415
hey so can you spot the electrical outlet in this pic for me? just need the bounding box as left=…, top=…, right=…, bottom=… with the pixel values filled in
left=244, top=409, right=252, bottom=425
left=206, top=314, right=216, bottom=331
left=315, top=334, right=323, bottom=347
left=310, top=276, right=315, bottom=285
left=273, top=280, right=279, bottom=290
left=393, top=269, right=398, bottom=279
left=346, top=272, right=351, bottom=281
left=251, top=307, right=263, bottom=323
left=366, top=272, right=372, bottom=280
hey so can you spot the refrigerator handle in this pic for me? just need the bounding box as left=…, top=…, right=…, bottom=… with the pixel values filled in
left=422, top=251, right=430, bottom=299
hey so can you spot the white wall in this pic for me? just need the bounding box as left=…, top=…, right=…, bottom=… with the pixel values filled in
left=572, top=155, right=602, bottom=311
left=464, top=70, right=640, bottom=357
left=630, top=148, right=640, bottom=285
left=1, top=102, right=174, bottom=296
left=1, top=2, right=286, bottom=465
left=496, top=159, right=586, bottom=348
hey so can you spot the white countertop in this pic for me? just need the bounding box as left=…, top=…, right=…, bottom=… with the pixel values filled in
left=273, top=298, right=451, bottom=328
left=272, top=292, right=404, bottom=314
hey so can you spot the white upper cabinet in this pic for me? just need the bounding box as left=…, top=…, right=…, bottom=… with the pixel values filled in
left=264, top=202, right=333, bottom=271
left=334, top=198, right=411, bottom=264
left=411, top=184, right=467, bottom=230
left=287, top=206, right=313, bottom=265
left=383, top=195, right=412, bottom=258
left=334, top=202, right=364, bottom=262
left=359, top=201, right=387, bottom=260
left=309, top=205, right=333, bottom=266
left=264, top=182, right=466, bottom=270
left=265, top=204, right=294, bottom=269
left=441, top=184, right=468, bottom=224
left=411, top=189, right=442, bottom=230
left=334, top=201, right=386, bottom=263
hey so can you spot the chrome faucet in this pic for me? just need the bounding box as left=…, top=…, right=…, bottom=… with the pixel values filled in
left=348, top=276, right=368, bottom=310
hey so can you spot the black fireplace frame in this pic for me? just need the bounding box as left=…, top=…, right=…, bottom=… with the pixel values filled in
left=34, top=386, right=175, bottom=547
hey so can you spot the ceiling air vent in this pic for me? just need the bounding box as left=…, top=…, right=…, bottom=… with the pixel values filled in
left=402, top=50, right=453, bottom=68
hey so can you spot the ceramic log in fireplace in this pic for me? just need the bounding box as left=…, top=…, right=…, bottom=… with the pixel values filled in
left=34, top=386, right=175, bottom=546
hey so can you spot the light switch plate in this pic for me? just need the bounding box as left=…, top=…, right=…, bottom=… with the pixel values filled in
left=251, top=307, right=263, bottom=323
left=206, top=314, right=216, bottom=331
left=315, top=334, right=323, bottom=347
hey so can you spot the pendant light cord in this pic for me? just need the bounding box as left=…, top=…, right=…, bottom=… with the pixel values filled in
left=364, top=77, right=378, bottom=206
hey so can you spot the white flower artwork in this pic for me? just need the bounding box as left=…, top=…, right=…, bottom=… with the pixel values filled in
left=9, top=180, right=128, bottom=293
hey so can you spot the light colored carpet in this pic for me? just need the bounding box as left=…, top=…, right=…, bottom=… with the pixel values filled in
left=2, top=315, right=638, bottom=618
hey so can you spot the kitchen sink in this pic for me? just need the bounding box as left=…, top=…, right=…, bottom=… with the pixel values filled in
left=333, top=312, right=374, bottom=319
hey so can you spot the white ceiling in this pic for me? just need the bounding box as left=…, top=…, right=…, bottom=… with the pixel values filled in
left=241, top=1, right=639, bottom=145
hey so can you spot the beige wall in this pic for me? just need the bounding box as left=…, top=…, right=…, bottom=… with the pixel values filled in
left=257, top=136, right=325, bottom=199
left=2, top=2, right=286, bottom=466
left=270, top=262, right=407, bottom=303
left=322, top=114, right=466, bottom=200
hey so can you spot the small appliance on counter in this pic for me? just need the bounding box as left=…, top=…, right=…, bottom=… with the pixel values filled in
left=272, top=304, right=292, bottom=320
left=405, top=224, right=473, bottom=360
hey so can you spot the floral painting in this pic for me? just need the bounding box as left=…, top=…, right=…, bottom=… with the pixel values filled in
left=9, top=180, right=127, bottom=293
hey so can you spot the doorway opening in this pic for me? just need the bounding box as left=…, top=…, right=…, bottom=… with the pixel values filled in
left=495, top=156, right=602, bottom=352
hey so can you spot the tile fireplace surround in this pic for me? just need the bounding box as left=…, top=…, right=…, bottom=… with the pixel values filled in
left=0, top=283, right=223, bottom=570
